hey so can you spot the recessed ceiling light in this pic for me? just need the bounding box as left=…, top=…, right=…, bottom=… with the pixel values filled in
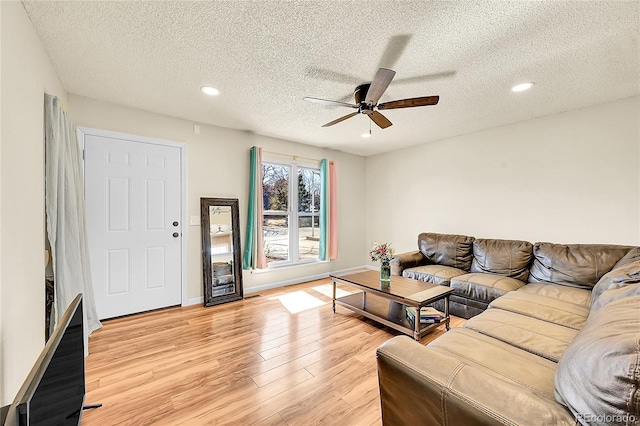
left=201, top=86, right=220, bottom=96
left=511, top=82, right=534, bottom=92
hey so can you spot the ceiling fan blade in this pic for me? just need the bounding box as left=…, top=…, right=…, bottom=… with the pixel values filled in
left=378, top=96, right=439, bottom=110
left=367, top=111, right=393, bottom=129
left=365, top=68, right=396, bottom=105
left=321, top=112, right=359, bottom=127
left=303, top=97, right=358, bottom=108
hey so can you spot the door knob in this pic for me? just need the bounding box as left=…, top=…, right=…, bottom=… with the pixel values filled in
left=173, top=232, right=179, bottom=238
left=173, top=221, right=179, bottom=226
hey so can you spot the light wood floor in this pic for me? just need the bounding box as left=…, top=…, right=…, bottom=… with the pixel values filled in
left=82, top=278, right=465, bottom=426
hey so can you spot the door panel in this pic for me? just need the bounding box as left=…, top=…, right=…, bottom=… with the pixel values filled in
left=85, top=134, right=182, bottom=319
left=107, top=249, right=130, bottom=295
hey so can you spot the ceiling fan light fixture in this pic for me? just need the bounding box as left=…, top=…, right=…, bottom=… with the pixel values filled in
left=201, top=86, right=220, bottom=96
left=511, top=82, right=534, bottom=92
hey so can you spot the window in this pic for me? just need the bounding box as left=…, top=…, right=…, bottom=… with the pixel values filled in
left=262, top=161, right=321, bottom=265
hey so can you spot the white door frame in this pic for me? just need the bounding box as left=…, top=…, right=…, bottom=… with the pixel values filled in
left=77, top=127, right=188, bottom=308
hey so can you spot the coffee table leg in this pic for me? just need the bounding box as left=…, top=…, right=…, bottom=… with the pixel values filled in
left=414, top=306, right=420, bottom=341
left=445, top=295, right=451, bottom=331
left=332, top=279, right=336, bottom=313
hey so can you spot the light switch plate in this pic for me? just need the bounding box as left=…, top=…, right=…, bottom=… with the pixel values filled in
left=189, top=215, right=200, bottom=226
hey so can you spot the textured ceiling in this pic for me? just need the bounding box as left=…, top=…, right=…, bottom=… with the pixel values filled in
left=23, top=1, right=640, bottom=156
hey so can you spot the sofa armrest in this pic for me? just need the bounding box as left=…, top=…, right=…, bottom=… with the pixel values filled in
left=390, top=250, right=427, bottom=276
left=376, top=336, right=575, bottom=426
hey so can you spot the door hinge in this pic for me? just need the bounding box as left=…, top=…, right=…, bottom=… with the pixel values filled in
left=82, top=149, right=85, bottom=160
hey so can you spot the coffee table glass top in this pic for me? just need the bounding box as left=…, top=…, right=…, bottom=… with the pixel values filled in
left=330, top=270, right=453, bottom=303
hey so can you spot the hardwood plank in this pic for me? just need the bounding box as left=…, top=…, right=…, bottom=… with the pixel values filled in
left=341, top=373, right=380, bottom=407
left=210, top=359, right=372, bottom=425
left=255, top=413, right=289, bottom=426
left=82, top=278, right=465, bottom=425
left=252, top=346, right=322, bottom=387
left=338, top=398, right=383, bottom=426
left=280, top=389, right=353, bottom=426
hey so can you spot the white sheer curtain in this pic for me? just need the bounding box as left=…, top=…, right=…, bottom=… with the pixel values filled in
left=44, top=94, right=101, bottom=354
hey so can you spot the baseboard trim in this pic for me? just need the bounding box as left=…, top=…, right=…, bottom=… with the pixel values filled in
left=184, top=265, right=374, bottom=304
left=245, top=274, right=327, bottom=294
left=244, top=265, right=373, bottom=294
left=185, top=297, right=204, bottom=306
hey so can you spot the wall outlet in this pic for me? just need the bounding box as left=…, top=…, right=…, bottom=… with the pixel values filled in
left=189, top=215, right=200, bottom=226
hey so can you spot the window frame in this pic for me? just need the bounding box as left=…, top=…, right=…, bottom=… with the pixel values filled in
left=262, top=159, right=322, bottom=268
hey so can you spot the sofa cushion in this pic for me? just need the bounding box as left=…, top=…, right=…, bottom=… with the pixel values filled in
left=212, top=262, right=232, bottom=276
left=428, top=328, right=558, bottom=401
left=376, top=335, right=577, bottom=426
left=417, top=232, right=474, bottom=271
left=390, top=250, right=426, bottom=276
left=590, top=284, right=640, bottom=315
left=402, top=264, right=466, bottom=286
left=489, top=291, right=589, bottom=330
left=555, top=296, right=640, bottom=424
left=591, top=259, right=640, bottom=303
left=213, top=275, right=234, bottom=286
left=614, top=247, right=640, bottom=269
left=516, top=283, right=591, bottom=307
left=451, top=273, right=525, bottom=304
left=470, top=238, right=533, bottom=282
left=528, top=242, right=632, bottom=289
left=464, top=309, right=578, bottom=362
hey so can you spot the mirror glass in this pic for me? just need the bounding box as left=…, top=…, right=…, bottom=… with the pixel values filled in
left=201, top=198, right=243, bottom=306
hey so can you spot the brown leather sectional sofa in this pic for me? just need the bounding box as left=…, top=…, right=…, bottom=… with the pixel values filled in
left=378, top=232, right=640, bottom=425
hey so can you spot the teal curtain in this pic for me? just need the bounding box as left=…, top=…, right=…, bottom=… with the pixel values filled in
left=319, top=159, right=328, bottom=261
left=243, top=147, right=258, bottom=269
left=243, top=146, right=267, bottom=269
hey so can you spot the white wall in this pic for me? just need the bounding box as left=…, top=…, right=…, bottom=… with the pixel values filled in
left=0, top=1, right=68, bottom=405
left=67, top=95, right=368, bottom=302
left=366, top=96, right=640, bottom=255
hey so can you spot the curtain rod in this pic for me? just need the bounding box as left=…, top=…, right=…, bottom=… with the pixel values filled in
left=262, top=150, right=321, bottom=163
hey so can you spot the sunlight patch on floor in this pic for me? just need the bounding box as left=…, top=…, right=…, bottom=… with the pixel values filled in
left=269, top=291, right=326, bottom=314
left=312, top=284, right=353, bottom=299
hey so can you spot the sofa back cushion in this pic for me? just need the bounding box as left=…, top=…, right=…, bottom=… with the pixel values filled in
left=528, top=242, right=632, bottom=289
left=418, top=233, right=475, bottom=271
left=591, top=284, right=640, bottom=314
left=555, top=295, right=640, bottom=424
left=614, top=247, right=640, bottom=269
left=470, top=238, right=533, bottom=281
left=591, top=259, right=640, bottom=303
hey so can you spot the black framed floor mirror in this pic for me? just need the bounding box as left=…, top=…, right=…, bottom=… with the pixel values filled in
left=200, top=197, right=244, bottom=306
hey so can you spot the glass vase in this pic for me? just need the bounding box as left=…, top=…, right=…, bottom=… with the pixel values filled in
left=380, top=261, right=391, bottom=283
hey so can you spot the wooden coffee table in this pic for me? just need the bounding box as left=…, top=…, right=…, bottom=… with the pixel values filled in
left=330, top=270, right=454, bottom=340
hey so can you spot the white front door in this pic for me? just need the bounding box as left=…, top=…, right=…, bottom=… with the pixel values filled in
left=83, top=131, right=183, bottom=319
